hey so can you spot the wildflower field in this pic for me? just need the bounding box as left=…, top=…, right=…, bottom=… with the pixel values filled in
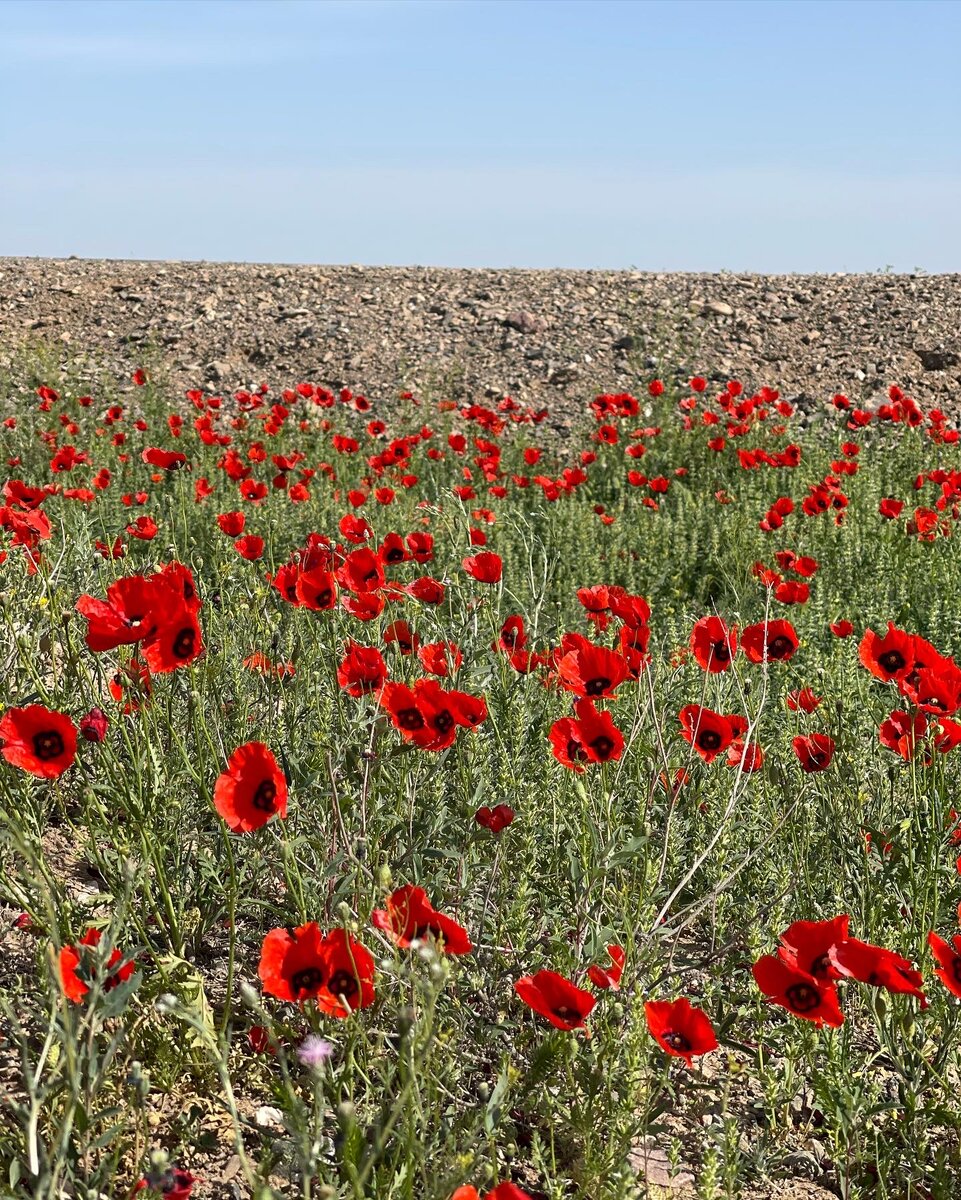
left=2, top=361, right=961, bottom=1200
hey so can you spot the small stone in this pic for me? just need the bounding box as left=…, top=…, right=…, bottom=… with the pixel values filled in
left=702, top=300, right=734, bottom=317
left=504, top=309, right=546, bottom=335
left=915, top=347, right=959, bottom=371
left=205, top=360, right=229, bottom=382
left=547, top=365, right=580, bottom=386
left=255, top=1105, right=285, bottom=1129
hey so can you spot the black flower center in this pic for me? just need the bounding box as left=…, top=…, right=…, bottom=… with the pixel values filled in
left=173, top=628, right=196, bottom=659
left=412, top=923, right=444, bottom=943
left=768, top=636, right=793, bottom=659
left=585, top=676, right=611, bottom=696
left=879, top=650, right=905, bottom=674
left=552, top=1005, right=580, bottom=1022
left=785, top=982, right=821, bottom=1013
left=397, top=708, right=425, bottom=731
left=663, top=1030, right=692, bottom=1052
left=711, top=641, right=730, bottom=663
left=252, top=780, right=276, bottom=813
left=590, top=735, right=614, bottom=759
left=291, top=966, right=325, bottom=996
left=32, top=731, right=65, bottom=761
left=327, top=969, right=358, bottom=1000
left=433, top=710, right=454, bottom=734
left=697, top=729, right=722, bottom=751
left=567, top=739, right=588, bottom=762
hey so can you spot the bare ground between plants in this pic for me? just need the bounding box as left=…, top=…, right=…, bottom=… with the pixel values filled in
left=2, top=259, right=960, bottom=423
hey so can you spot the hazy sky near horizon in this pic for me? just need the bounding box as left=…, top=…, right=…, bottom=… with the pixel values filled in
left=2, top=0, right=959, bottom=272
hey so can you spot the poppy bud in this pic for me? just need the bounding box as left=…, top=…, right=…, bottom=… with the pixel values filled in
left=79, top=707, right=108, bottom=742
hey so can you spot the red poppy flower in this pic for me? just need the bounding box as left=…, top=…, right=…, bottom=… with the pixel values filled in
left=475, top=804, right=514, bottom=834
left=927, top=931, right=961, bottom=998
left=462, top=551, right=503, bottom=584
left=726, top=739, right=764, bottom=772
left=417, top=641, right=463, bottom=677
left=313, top=927, right=376, bottom=1017
left=830, top=620, right=854, bottom=638
left=141, top=607, right=204, bottom=674
left=514, top=969, right=596, bottom=1032
left=587, top=944, right=625, bottom=989
left=689, top=616, right=737, bottom=673
left=644, top=997, right=718, bottom=1067
left=792, top=732, right=835, bottom=773
left=336, top=547, right=385, bottom=594
left=879, top=497, right=905, bottom=520
left=339, top=513, right=373, bottom=543
left=752, top=955, right=844, bottom=1026
left=79, top=707, right=109, bottom=743
left=556, top=634, right=630, bottom=699
left=258, top=923, right=375, bottom=1016
left=136, top=1167, right=195, bottom=1199
left=405, top=531, right=434, bottom=562
left=126, top=515, right=159, bottom=540
left=740, top=619, right=799, bottom=664
left=109, top=659, right=152, bottom=713
left=452, top=1183, right=532, bottom=1200
left=234, top=535, right=264, bottom=561
left=142, top=447, right=186, bottom=470
left=786, top=688, right=822, bottom=714
left=828, top=937, right=926, bottom=1005
left=778, top=916, right=849, bottom=981
left=59, top=928, right=136, bottom=1003
left=678, top=705, right=736, bottom=764
left=879, top=710, right=928, bottom=761
left=337, top=642, right=388, bottom=697
left=497, top=616, right=526, bottom=653
left=859, top=623, right=916, bottom=684
left=415, top=681, right=487, bottom=749
left=76, top=574, right=167, bottom=652
left=0, top=705, right=77, bottom=779
left=935, top=716, right=961, bottom=754
left=295, top=566, right=337, bottom=610
left=902, top=663, right=961, bottom=717
left=217, top=511, right=246, bottom=537
left=372, top=885, right=472, bottom=954
left=213, top=742, right=288, bottom=833
left=791, top=555, right=819, bottom=578
left=259, top=922, right=328, bottom=1003
left=549, top=699, right=624, bottom=772
left=406, top=576, right=446, bottom=604
left=774, top=580, right=810, bottom=605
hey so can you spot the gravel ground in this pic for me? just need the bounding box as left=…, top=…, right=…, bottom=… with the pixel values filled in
left=1, top=258, right=959, bottom=416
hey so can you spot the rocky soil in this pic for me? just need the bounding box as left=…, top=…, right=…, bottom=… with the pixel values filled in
left=1, top=258, right=959, bottom=416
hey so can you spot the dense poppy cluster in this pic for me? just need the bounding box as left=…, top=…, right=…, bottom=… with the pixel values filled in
left=859, top=622, right=961, bottom=760
left=752, top=912, right=961, bottom=1026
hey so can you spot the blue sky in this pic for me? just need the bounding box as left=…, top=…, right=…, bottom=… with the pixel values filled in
left=1, top=0, right=959, bottom=271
